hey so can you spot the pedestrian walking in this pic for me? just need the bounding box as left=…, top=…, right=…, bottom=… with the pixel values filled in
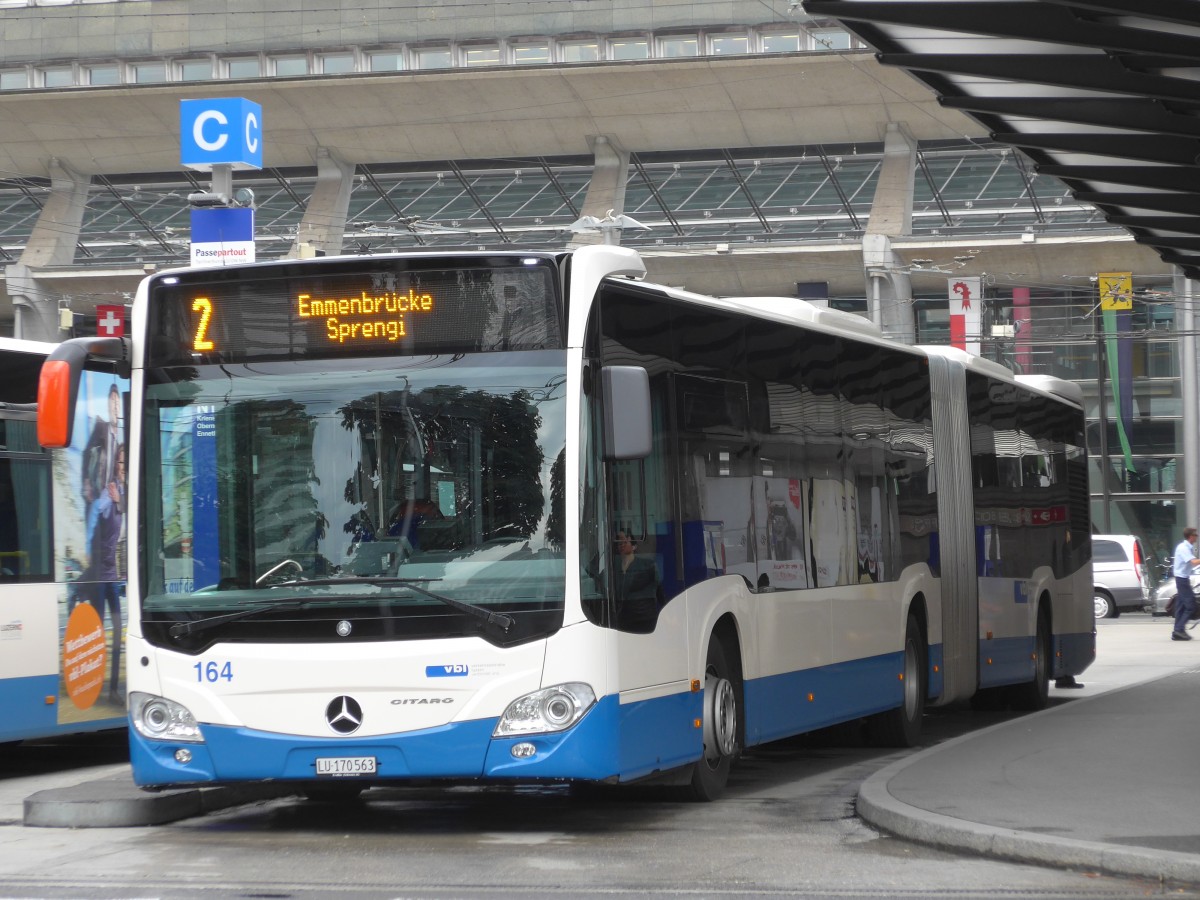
left=1171, top=526, right=1200, bottom=641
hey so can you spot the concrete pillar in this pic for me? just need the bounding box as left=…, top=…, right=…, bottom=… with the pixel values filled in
left=862, top=123, right=916, bottom=344
left=568, top=135, right=630, bottom=248
left=1176, top=270, right=1199, bottom=529
left=289, top=148, right=355, bottom=258
left=5, top=157, right=90, bottom=341
left=6, top=263, right=64, bottom=341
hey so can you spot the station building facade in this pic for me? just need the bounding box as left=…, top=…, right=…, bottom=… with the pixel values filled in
left=0, top=0, right=1185, bottom=567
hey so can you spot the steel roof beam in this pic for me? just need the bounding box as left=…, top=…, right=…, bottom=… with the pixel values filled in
left=722, top=150, right=772, bottom=234
left=447, top=160, right=508, bottom=242
left=1039, top=164, right=1200, bottom=192
left=95, top=174, right=179, bottom=258
left=1154, top=250, right=1200, bottom=277
left=358, top=166, right=426, bottom=246
left=630, top=156, right=685, bottom=236
left=1107, top=216, right=1200, bottom=235
left=992, top=132, right=1200, bottom=167
left=1057, top=0, right=1200, bottom=27
left=1075, top=191, right=1200, bottom=215
left=267, top=168, right=307, bottom=209
left=879, top=53, right=1199, bottom=105
left=1011, top=153, right=1045, bottom=225
left=538, top=158, right=580, bottom=220
left=817, top=147, right=861, bottom=230
left=915, top=150, right=953, bottom=227
left=817, top=0, right=1200, bottom=277
left=1128, top=234, right=1200, bottom=252
left=941, top=96, right=1200, bottom=138
left=805, top=0, right=1200, bottom=58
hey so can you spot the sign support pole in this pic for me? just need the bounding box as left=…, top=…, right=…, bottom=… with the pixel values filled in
left=210, top=164, right=232, bottom=201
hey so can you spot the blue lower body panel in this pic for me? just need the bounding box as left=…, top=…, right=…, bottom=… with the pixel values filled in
left=977, top=629, right=1095, bottom=690
left=0, top=674, right=123, bottom=743
left=978, top=635, right=1035, bottom=689
left=0, top=674, right=61, bottom=743
left=616, top=686, right=701, bottom=781
left=744, top=650, right=910, bottom=745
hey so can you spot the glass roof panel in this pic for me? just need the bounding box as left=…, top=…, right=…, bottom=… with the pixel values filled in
left=0, top=141, right=1120, bottom=266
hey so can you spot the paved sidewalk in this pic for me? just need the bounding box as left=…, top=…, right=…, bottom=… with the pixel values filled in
left=859, top=666, right=1200, bottom=884
left=23, top=769, right=291, bottom=827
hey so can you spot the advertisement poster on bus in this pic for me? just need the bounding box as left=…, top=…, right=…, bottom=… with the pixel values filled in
left=158, top=405, right=219, bottom=594
left=52, top=368, right=129, bottom=723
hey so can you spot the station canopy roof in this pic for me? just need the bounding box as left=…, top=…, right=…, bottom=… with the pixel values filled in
left=805, top=0, right=1200, bottom=280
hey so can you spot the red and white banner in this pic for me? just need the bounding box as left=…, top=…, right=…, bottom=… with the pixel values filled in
left=948, top=277, right=981, bottom=355
left=96, top=304, right=125, bottom=337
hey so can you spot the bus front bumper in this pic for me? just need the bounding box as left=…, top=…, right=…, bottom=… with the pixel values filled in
left=128, top=695, right=623, bottom=789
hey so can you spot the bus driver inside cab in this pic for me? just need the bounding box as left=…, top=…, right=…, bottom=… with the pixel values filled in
left=612, top=528, right=661, bottom=633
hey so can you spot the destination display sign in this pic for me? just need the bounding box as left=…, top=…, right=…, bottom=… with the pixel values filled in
left=293, top=287, right=435, bottom=345
left=146, top=256, right=562, bottom=365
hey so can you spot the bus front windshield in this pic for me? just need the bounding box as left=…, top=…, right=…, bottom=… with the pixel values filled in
left=140, top=351, right=567, bottom=650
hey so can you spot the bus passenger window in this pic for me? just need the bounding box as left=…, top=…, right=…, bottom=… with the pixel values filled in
left=0, top=455, right=51, bottom=582
left=0, top=470, right=16, bottom=577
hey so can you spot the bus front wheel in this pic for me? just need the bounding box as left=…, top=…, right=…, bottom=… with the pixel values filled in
left=688, top=639, right=741, bottom=802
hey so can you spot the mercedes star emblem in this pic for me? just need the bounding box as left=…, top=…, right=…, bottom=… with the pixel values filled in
left=325, top=696, right=363, bottom=734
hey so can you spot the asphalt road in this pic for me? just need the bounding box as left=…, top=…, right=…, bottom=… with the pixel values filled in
left=0, top=613, right=1194, bottom=900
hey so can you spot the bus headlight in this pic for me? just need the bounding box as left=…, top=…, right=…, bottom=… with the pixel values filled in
left=130, top=692, right=204, bottom=743
left=493, top=683, right=596, bottom=737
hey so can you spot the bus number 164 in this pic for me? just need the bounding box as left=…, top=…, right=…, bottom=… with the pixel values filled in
left=194, top=661, right=234, bottom=683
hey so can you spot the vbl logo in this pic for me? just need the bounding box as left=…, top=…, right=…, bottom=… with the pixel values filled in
left=426, top=664, right=469, bottom=677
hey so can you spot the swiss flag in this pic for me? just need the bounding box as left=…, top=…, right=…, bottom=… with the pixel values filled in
left=96, top=305, right=125, bottom=337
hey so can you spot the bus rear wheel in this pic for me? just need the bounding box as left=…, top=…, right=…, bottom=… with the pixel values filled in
left=866, top=612, right=926, bottom=747
left=1009, top=606, right=1051, bottom=711
left=688, top=639, right=740, bottom=802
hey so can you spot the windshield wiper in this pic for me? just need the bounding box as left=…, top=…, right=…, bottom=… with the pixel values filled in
left=167, top=578, right=514, bottom=639
left=296, top=576, right=514, bottom=633
left=257, top=559, right=303, bottom=584
left=168, top=599, right=304, bottom=639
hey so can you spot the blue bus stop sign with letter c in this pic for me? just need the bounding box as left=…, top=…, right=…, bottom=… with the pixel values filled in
left=180, top=98, right=263, bottom=171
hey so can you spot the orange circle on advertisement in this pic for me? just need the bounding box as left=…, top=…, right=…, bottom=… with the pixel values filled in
left=63, top=602, right=107, bottom=710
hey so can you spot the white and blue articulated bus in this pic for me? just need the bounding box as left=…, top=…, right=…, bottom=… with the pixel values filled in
left=1, top=337, right=128, bottom=744
left=37, top=247, right=1093, bottom=799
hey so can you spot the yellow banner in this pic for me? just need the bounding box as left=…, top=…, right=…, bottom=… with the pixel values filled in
left=1099, top=272, right=1133, bottom=311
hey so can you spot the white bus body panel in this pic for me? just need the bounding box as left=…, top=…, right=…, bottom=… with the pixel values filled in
left=130, top=636, right=560, bottom=738
left=0, top=584, right=58, bottom=680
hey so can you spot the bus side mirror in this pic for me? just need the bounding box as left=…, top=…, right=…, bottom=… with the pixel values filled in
left=37, top=337, right=128, bottom=449
left=601, top=365, right=651, bottom=460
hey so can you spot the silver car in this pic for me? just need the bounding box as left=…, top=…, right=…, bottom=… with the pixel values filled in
left=1092, top=534, right=1150, bottom=619
left=1151, top=571, right=1200, bottom=617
